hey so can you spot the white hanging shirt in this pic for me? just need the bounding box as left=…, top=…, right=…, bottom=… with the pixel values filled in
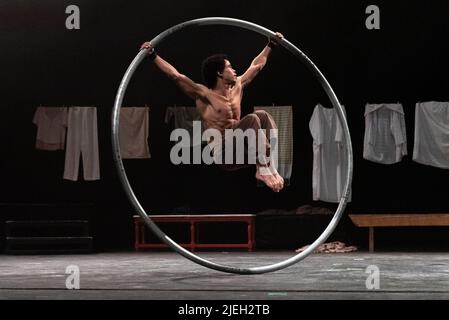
left=413, top=102, right=449, bottom=169
left=33, top=106, right=67, bottom=150
left=309, top=104, right=351, bottom=203
left=363, top=103, right=407, bottom=164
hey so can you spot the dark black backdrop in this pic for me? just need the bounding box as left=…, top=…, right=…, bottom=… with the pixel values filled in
left=1, top=0, right=448, bottom=249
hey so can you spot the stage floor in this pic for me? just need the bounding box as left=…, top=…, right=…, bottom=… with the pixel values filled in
left=0, top=251, right=448, bottom=300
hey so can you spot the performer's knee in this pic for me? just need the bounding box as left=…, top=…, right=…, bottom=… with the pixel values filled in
left=254, top=110, right=269, bottom=120
left=254, top=110, right=273, bottom=126
left=242, top=113, right=261, bottom=128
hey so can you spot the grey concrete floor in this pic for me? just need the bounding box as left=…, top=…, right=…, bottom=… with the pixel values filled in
left=0, top=251, right=449, bottom=299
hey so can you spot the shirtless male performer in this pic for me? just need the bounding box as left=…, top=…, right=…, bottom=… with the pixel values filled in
left=141, top=33, right=284, bottom=192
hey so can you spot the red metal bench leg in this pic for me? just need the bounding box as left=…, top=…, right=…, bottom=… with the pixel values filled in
left=134, top=220, right=140, bottom=251
left=248, top=219, right=255, bottom=252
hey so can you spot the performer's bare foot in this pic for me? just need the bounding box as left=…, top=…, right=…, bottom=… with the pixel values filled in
left=269, top=166, right=284, bottom=190
left=256, top=165, right=284, bottom=192
left=272, top=171, right=284, bottom=190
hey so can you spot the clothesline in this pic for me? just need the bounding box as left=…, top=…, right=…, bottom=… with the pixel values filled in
left=32, top=101, right=449, bottom=192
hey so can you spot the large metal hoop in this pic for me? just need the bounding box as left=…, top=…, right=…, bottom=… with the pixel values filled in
left=112, top=17, right=353, bottom=274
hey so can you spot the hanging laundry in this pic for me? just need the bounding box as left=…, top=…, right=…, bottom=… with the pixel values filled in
left=119, top=106, right=151, bottom=159
left=309, top=104, right=351, bottom=203
left=254, top=106, right=293, bottom=185
left=413, top=101, right=449, bottom=169
left=32, top=106, right=67, bottom=151
left=364, top=103, right=407, bottom=164
left=165, top=106, right=203, bottom=147
left=63, top=107, right=100, bottom=181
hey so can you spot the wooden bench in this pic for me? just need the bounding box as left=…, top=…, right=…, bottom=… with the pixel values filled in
left=349, top=214, right=449, bottom=252
left=133, top=214, right=256, bottom=252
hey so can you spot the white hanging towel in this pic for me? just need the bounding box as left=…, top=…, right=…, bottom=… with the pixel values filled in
left=64, top=107, right=100, bottom=181
left=363, top=103, right=407, bottom=164
left=33, top=106, right=67, bottom=151
left=309, top=104, right=351, bottom=203
left=119, top=106, right=151, bottom=159
left=413, top=101, right=449, bottom=169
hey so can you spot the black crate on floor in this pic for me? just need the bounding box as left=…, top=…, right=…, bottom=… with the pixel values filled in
left=5, top=220, right=93, bottom=254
